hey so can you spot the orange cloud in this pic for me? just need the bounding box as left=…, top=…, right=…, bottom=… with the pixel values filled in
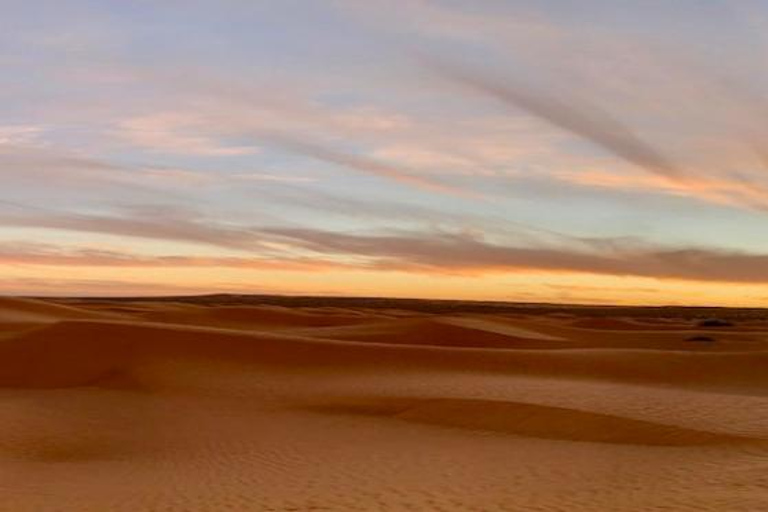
left=557, top=170, right=768, bottom=210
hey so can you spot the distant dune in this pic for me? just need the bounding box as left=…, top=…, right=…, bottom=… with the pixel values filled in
left=1, top=296, right=767, bottom=511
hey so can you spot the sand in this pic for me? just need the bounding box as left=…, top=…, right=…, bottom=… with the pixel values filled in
left=1, top=297, right=767, bottom=511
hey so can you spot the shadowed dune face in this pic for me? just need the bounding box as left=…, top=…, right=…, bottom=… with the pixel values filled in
left=300, top=397, right=760, bottom=447
left=1, top=297, right=768, bottom=511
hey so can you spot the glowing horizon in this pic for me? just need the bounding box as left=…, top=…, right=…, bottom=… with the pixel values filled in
left=3, top=1, right=768, bottom=306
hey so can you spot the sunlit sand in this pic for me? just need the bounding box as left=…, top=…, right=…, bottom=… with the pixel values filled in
left=1, top=296, right=766, bottom=511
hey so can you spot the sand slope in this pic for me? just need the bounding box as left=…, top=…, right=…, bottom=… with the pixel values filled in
left=1, top=298, right=767, bottom=511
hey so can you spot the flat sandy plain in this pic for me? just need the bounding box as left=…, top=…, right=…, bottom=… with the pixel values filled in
left=1, top=294, right=767, bottom=511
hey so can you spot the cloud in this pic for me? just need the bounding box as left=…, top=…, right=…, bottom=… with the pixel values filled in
left=228, top=172, right=318, bottom=183
left=247, top=227, right=768, bottom=284
left=0, top=203, right=267, bottom=251
left=426, top=58, right=681, bottom=179
left=555, top=170, right=768, bottom=210
left=264, top=133, right=483, bottom=198
left=103, top=80, right=496, bottom=196
left=341, top=1, right=768, bottom=212
left=0, top=144, right=189, bottom=202
left=117, top=113, right=259, bottom=156
left=3, top=228, right=768, bottom=284
left=3, top=195, right=766, bottom=286
left=0, top=242, right=349, bottom=272
left=0, top=125, right=45, bottom=145
left=336, top=0, right=559, bottom=48
left=0, top=276, right=210, bottom=297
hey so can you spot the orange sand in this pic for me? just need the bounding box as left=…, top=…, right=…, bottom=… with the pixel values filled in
left=1, top=297, right=767, bottom=511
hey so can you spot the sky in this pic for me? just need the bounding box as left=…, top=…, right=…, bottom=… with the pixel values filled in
left=2, top=0, right=768, bottom=305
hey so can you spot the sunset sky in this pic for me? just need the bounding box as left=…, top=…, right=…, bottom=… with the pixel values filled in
left=3, top=1, right=768, bottom=305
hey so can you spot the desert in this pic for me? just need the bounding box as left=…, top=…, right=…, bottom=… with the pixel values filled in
left=1, top=295, right=766, bottom=511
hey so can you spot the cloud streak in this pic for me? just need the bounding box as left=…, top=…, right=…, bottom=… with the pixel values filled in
left=554, top=169, right=768, bottom=211
left=426, top=58, right=681, bottom=179
left=0, top=204, right=267, bottom=251
left=257, top=227, right=768, bottom=284
left=6, top=224, right=763, bottom=284
left=264, top=133, right=482, bottom=199
left=0, top=243, right=351, bottom=272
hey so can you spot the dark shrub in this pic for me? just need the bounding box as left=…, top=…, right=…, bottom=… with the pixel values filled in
left=696, top=318, right=733, bottom=328
left=686, top=335, right=715, bottom=342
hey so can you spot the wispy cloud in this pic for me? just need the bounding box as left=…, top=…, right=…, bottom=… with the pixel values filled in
left=257, top=227, right=768, bottom=284
left=3, top=228, right=768, bottom=285
left=0, top=143, right=185, bottom=201
left=555, top=170, right=768, bottom=211
left=0, top=203, right=266, bottom=250
left=117, top=113, right=259, bottom=156
left=426, top=58, right=681, bottom=179
left=0, top=125, right=45, bottom=145
left=265, top=133, right=482, bottom=198
left=0, top=276, right=212, bottom=297
left=0, top=242, right=351, bottom=272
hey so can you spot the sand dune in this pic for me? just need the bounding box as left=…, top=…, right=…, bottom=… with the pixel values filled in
left=305, top=397, right=761, bottom=446
left=0, top=297, right=121, bottom=325
left=1, top=297, right=767, bottom=511
left=137, top=304, right=379, bottom=330
left=289, top=316, right=572, bottom=349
